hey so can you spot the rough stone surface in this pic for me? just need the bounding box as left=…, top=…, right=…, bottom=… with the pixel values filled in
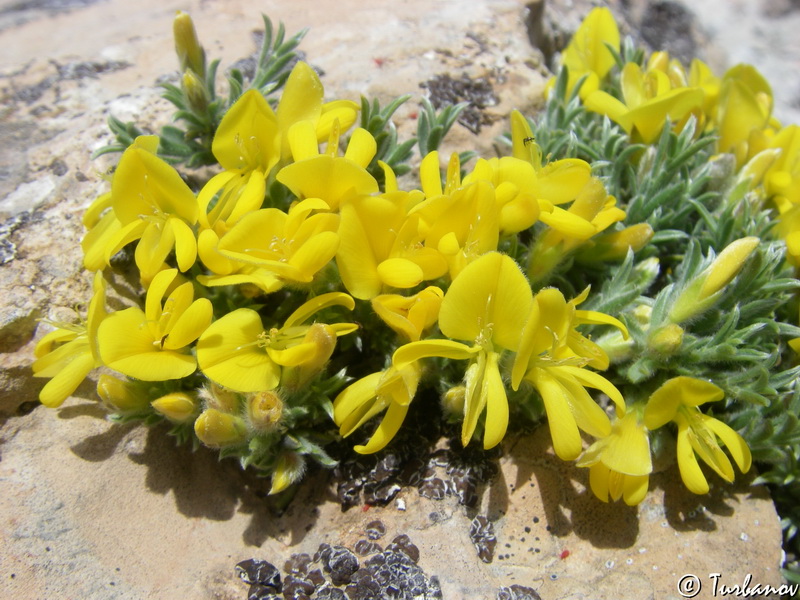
left=0, top=0, right=795, bottom=599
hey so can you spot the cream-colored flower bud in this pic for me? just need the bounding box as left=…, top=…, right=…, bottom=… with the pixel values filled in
left=173, top=11, right=205, bottom=77
left=246, top=390, right=284, bottom=431
left=194, top=408, right=248, bottom=448
left=96, top=374, right=149, bottom=413
left=151, top=392, right=198, bottom=423
left=198, top=383, right=240, bottom=414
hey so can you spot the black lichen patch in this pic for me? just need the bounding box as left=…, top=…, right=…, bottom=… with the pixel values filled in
left=365, top=519, right=386, bottom=540
left=421, top=72, right=498, bottom=134
left=496, top=584, right=542, bottom=600
left=469, top=515, right=497, bottom=564
left=330, top=393, right=498, bottom=511
left=236, top=559, right=282, bottom=589
left=236, top=535, right=442, bottom=600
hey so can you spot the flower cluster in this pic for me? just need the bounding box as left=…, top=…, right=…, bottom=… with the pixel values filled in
left=32, top=8, right=800, bottom=515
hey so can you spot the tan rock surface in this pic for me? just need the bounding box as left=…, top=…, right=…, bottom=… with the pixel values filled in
left=0, top=0, right=794, bottom=599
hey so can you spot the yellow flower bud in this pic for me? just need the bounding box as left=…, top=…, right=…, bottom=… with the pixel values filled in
left=246, top=390, right=284, bottom=431
left=173, top=11, right=205, bottom=77
left=151, top=392, right=198, bottom=423
left=269, top=452, right=306, bottom=495
left=669, top=237, right=759, bottom=324
left=699, top=237, right=759, bottom=300
left=194, top=408, right=248, bottom=448
left=442, top=385, right=466, bottom=417
left=648, top=323, right=684, bottom=356
left=182, top=69, right=208, bottom=114
left=96, top=374, right=150, bottom=413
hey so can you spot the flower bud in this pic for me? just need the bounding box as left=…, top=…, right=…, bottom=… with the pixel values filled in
left=246, top=390, right=284, bottom=431
left=198, top=383, right=241, bottom=414
left=194, top=408, right=248, bottom=448
left=96, top=374, right=149, bottom=413
left=173, top=11, right=205, bottom=78
left=648, top=323, right=684, bottom=356
left=182, top=68, right=208, bottom=114
left=442, top=385, right=466, bottom=417
left=669, top=237, right=759, bottom=323
left=151, top=392, right=198, bottom=423
left=269, top=452, right=306, bottom=495
left=575, top=223, right=654, bottom=263
left=698, top=237, right=759, bottom=300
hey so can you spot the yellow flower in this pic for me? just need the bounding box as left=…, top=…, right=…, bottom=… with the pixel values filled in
left=197, top=198, right=340, bottom=292
left=644, top=376, right=752, bottom=494
left=577, top=409, right=652, bottom=505
left=276, top=120, right=379, bottom=211
left=371, top=286, right=444, bottom=342
left=511, top=287, right=627, bottom=460
left=32, top=272, right=108, bottom=407
left=196, top=292, right=356, bottom=392
left=584, top=62, right=704, bottom=144
left=334, top=361, right=422, bottom=454
left=97, top=268, right=212, bottom=380
left=336, top=188, right=447, bottom=299
left=549, top=6, right=620, bottom=98
left=410, top=152, right=500, bottom=279
left=716, top=64, right=774, bottom=167
left=104, top=136, right=199, bottom=283
left=393, top=252, right=533, bottom=449
left=528, top=177, right=626, bottom=283
left=197, top=61, right=358, bottom=233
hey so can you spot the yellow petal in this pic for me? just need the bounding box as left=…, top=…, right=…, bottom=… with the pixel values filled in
left=196, top=308, right=279, bottom=392
left=439, top=252, right=532, bottom=350
left=482, top=352, right=508, bottom=449
left=393, top=340, right=477, bottom=367
left=602, top=413, right=652, bottom=477
left=377, top=258, right=424, bottom=289
left=334, top=372, right=382, bottom=424
left=703, top=415, right=752, bottom=474
left=163, top=298, right=212, bottom=350
left=677, top=424, right=709, bottom=494
left=38, top=351, right=96, bottom=408
left=284, top=292, right=355, bottom=328
left=214, top=89, right=279, bottom=173
left=532, top=367, right=583, bottom=460
left=344, top=128, right=378, bottom=168
left=355, top=401, right=410, bottom=454
left=419, top=151, right=443, bottom=197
